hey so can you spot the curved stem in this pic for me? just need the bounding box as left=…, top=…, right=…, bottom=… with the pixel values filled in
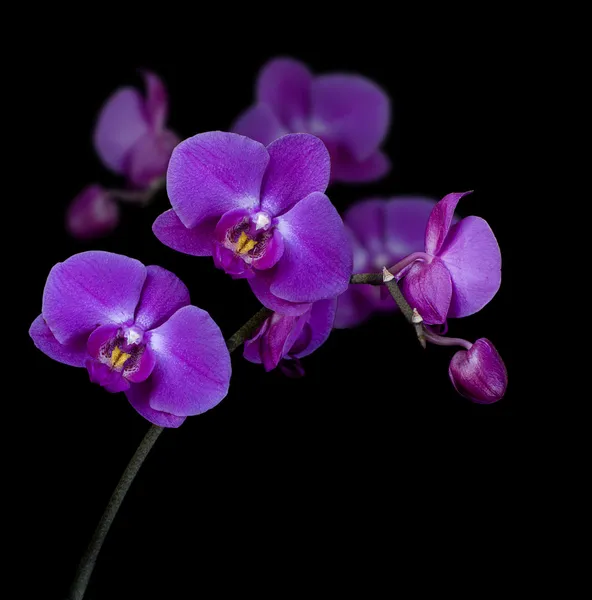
left=68, top=425, right=163, bottom=600
left=423, top=328, right=472, bottom=350
left=68, top=305, right=273, bottom=599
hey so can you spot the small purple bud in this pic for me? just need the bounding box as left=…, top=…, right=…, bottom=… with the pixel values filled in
left=66, top=184, right=119, bottom=239
left=448, top=338, right=507, bottom=404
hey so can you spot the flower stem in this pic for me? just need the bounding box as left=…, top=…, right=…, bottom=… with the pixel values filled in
left=68, top=424, right=163, bottom=600
left=68, top=305, right=273, bottom=599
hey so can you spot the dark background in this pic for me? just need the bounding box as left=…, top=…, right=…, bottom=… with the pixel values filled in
left=13, top=20, right=528, bottom=599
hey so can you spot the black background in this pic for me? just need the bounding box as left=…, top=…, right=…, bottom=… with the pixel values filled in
left=12, top=18, right=528, bottom=599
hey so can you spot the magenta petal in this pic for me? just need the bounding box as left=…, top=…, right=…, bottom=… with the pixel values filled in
left=86, top=360, right=131, bottom=393
left=125, top=385, right=186, bottom=427
left=167, top=131, right=268, bottom=228
left=438, top=216, right=502, bottom=318
left=29, top=315, right=87, bottom=367
left=260, top=313, right=306, bottom=371
left=242, top=320, right=269, bottom=364
left=232, top=104, right=288, bottom=146
left=384, top=197, right=437, bottom=260
left=213, top=244, right=254, bottom=279
left=252, top=228, right=284, bottom=270
left=134, top=266, right=191, bottom=331
left=400, top=258, right=452, bottom=325
left=311, top=74, right=390, bottom=161
left=42, top=251, right=147, bottom=345
left=292, top=298, right=336, bottom=358
left=87, top=324, right=120, bottom=359
left=257, top=57, right=313, bottom=128
left=146, top=306, right=231, bottom=416
left=126, top=129, right=179, bottom=188
left=142, top=71, right=168, bottom=130
left=449, top=339, right=507, bottom=404
left=334, top=288, right=375, bottom=329
left=260, top=134, right=330, bottom=216
left=125, top=345, right=157, bottom=383
left=93, top=88, right=149, bottom=173
left=248, top=271, right=312, bottom=316
left=153, top=209, right=217, bottom=257
left=66, top=185, right=119, bottom=240
left=272, top=192, right=353, bottom=303
left=330, top=150, right=390, bottom=183
left=425, top=191, right=472, bottom=255
left=343, top=199, right=387, bottom=258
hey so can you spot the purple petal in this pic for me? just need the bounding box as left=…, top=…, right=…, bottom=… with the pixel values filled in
left=86, top=324, right=120, bottom=359
left=329, top=149, right=390, bottom=183
left=343, top=199, right=387, bottom=258
left=126, top=129, right=179, bottom=188
left=232, top=104, right=288, bottom=146
left=438, top=216, right=501, bottom=318
left=93, top=88, right=149, bottom=173
left=449, top=338, right=507, bottom=404
left=260, top=134, right=330, bottom=217
left=145, top=306, right=231, bottom=416
left=86, top=360, right=130, bottom=393
left=125, top=344, right=157, bottom=384
left=425, top=191, right=472, bottom=255
left=252, top=228, right=284, bottom=270
left=66, top=185, right=119, bottom=240
left=272, top=192, right=353, bottom=303
left=213, top=244, right=254, bottom=279
left=167, top=131, right=268, bottom=228
left=125, top=385, right=186, bottom=427
left=242, top=320, right=269, bottom=364
left=153, top=209, right=217, bottom=257
left=384, top=197, right=437, bottom=261
left=400, top=258, right=452, bottom=325
left=311, top=74, right=390, bottom=161
left=292, top=298, right=336, bottom=358
left=248, top=272, right=312, bottom=316
left=29, top=315, right=87, bottom=367
left=333, top=288, right=375, bottom=329
left=257, top=57, right=313, bottom=128
left=260, top=313, right=307, bottom=371
left=42, top=251, right=147, bottom=345
left=134, top=265, right=191, bottom=331
left=142, top=71, right=168, bottom=130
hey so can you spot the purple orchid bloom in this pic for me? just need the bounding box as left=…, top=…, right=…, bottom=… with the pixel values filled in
left=153, top=131, right=353, bottom=316
left=399, top=191, right=501, bottom=325
left=448, top=338, right=507, bottom=404
left=335, top=197, right=438, bottom=328
left=66, top=184, right=120, bottom=239
left=29, top=251, right=231, bottom=427
left=243, top=299, right=336, bottom=376
left=232, top=57, right=391, bottom=183
left=94, top=71, right=179, bottom=189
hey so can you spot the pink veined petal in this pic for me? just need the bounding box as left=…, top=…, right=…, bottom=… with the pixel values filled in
left=311, top=74, right=390, bottom=161
left=292, top=298, right=336, bottom=358
left=256, top=57, right=313, bottom=129
left=125, top=385, right=186, bottom=428
left=231, top=104, right=289, bottom=146
left=449, top=338, right=507, bottom=404
left=329, top=149, right=390, bottom=183
left=134, top=265, right=191, bottom=331
left=333, top=287, right=376, bottom=329
left=272, top=192, right=353, bottom=303
left=126, top=129, right=179, bottom=189
left=425, top=191, right=472, bottom=255
left=400, top=258, right=452, bottom=325
left=42, top=251, right=147, bottom=345
left=29, top=315, right=88, bottom=367
left=260, top=313, right=307, bottom=371
left=145, top=306, right=231, bottom=416
left=66, top=185, right=119, bottom=240
left=438, top=216, right=502, bottom=318
left=142, top=70, right=168, bottom=131
left=260, top=134, right=330, bottom=216
left=166, top=131, right=268, bottom=228
left=93, top=88, right=150, bottom=173
left=384, top=197, right=437, bottom=261
left=152, top=209, right=218, bottom=257
left=248, top=271, right=312, bottom=316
